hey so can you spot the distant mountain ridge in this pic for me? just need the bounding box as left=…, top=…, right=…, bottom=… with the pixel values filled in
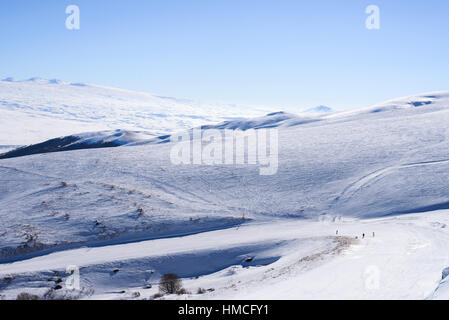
left=0, top=77, right=273, bottom=146
left=2, top=90, right=449, bottom=159
left=305, top=105, right=333, bottom=113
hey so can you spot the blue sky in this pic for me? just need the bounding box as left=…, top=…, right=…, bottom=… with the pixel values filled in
left=0, top=0, right=448, bottom=111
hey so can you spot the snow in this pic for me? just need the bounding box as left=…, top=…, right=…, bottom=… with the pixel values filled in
left=72, top=130, right=156, bottom=146
left=1, top=83, right=449, bottom=300
left=2, top=212, right=449, bottom=300
left=0, top=78, right=273, bottom=146
left=304, top=105, right=333, bottom=114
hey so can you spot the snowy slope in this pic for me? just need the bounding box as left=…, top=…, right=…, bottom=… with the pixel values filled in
left=1, top=211, right=449, bottom=300
left=0, top=130, right=162, bottom=160
left=3, top=90, right=449, bottom=231
left=0, top=78, right=273, bottom=147
left=0, top=112, right=323, bottom=159
left=1, top=90, right=449, bottom=299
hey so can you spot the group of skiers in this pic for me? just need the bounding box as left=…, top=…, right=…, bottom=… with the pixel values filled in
left=336, top=230, right=375, bottom=239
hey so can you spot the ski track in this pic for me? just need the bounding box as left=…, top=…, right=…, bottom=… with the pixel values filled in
left=337, top=158, right=449, bottom=204
left=0, top=165, right=59, bottom=180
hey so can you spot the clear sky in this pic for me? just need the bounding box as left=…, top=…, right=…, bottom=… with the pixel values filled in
left=1, top=0, right=448, bottom=111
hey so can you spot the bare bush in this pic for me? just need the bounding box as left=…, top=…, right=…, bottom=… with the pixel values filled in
left=197, top=287, right=206, bottom=294
left=42, top=288, right=56, bottom=300
left=16, top=292, right=40, bottom=300
left=176, top=288, right=190, bottom=295
left=151, top=292, right=164, bottom=300
left=137, top=207, right=145, bottom=217
left=159, top=273, right=182, bottom=295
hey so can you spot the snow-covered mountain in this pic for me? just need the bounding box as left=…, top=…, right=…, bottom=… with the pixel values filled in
left=0, top=129, right=164, bottom=160
left=0, top=112, right=321, bottom=159
left=6, top=90, right=446, bottom=160
left=1, top=88, right=449, bottom=300
left=304, top=105, right=333, bottom=114
left=0, top=78, right=273, bottom=147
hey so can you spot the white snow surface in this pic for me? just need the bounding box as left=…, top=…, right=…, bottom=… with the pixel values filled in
left=0, top=78, right=273, bottom=146
left=1, top=86, right=449, bottom=299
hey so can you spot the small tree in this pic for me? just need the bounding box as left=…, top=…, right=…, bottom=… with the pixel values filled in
left=16, top=292, right=40, bottom=300
left=159, top=273, right=182, bottom=295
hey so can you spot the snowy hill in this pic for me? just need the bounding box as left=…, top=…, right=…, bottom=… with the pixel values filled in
left=0, top=78, right=272, bottom=147
left=0, top=112, right=322, bottom=159
left=304, top=105, right=333, bottom=114
left=1, top=89, right=449, bottom=300
left=2, top=90, right=449, bottom=243
left=0, top=130, right=162, bottom=160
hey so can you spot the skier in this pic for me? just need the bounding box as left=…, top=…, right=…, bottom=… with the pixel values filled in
left=362, top=233, right=365, bottom=239
left=373, top=232, right=375, bottom=238
left=336, top=230, right=339, bottom=235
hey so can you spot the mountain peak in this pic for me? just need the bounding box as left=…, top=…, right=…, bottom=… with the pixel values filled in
left=305, top=105, right=333, bottom=113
